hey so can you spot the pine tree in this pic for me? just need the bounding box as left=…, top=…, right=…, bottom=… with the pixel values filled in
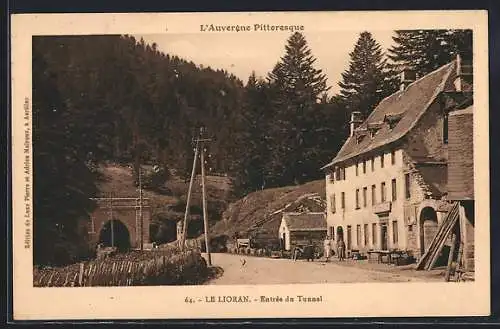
left=266, top=32, right=330, bottom=186
left=338, top=31, right=395, bottom=119
left=230, top=73, right=273, bottom=195
left=32, top=40, right=100, bottom=266
left=387, top=29, right=472, bottom=77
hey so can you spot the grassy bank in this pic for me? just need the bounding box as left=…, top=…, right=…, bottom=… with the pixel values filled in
left=33, top=247, right=209, bottom=287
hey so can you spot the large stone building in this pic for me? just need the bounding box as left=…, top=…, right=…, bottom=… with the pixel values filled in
left=322, top=55, right=473, bottom=259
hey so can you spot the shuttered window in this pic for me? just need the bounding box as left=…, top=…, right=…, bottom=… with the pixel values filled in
left=405, top=173, right=411, bottom=199
left=355, top=189, right=360, bottom=209
left=392, top=178, right=397, bottom=201
left=371, top=185, right=376, bottom=205
left=330, top=194, right=336, bottom=213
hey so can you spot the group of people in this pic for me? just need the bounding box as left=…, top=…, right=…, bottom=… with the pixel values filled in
left=323, top=236, right=346, bottom=262
left=291, top=236, right=346, bottom=262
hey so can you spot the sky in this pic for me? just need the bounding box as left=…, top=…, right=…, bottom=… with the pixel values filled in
left=135, top=30, right=396, bottom=96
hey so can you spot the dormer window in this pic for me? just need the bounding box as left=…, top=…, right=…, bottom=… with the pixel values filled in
left=356, top=135, right=365, bottom=144
left=384, top=113, right=404, bottom=130
left=354, top=128, right=368, bottom=144
left=367, top=122, right=383, bottom=139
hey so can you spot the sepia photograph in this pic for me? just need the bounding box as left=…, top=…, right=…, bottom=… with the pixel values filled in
left=11, top=11, right=490, bottom=319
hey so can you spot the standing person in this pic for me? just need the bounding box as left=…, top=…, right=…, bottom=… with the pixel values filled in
left=292, top=245, right=301, bottom=261
left=324, top=236, right=332, bottom=262
left=305, top=240, right=315, bottom=262
left=337, top=238, right=346, bottom=261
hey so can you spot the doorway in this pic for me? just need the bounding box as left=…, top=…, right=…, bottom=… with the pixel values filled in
left=346, top=226, right=352, bottom=250
left=336, top=226, right=344, bottom=242
left=381, top=224, right=388, bottom=250
left=419, top=207, right=438, bottom=255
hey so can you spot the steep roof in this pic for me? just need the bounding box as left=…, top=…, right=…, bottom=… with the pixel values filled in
left=323, top=60, right=457, bottom=168
left=282, top=212, right=326, bottom=231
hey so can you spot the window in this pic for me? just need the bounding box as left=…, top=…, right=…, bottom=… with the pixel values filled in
left=364, top=224, right=368, bottom=246
left=371, top=157, right=375, bottom=171
left=355, top=189, right=360, bottom=209
left=336, top=167, right=346, bottom=181
left=328, top=171, right=335, bottom=183
left=329, top=226, right=335, bottom=239
left=391, top=178, right=397, bottom=201
left=356, top=225, right=361, bottom=246
left=381, top=182, right=386, bottom=202
left=341, top=192, right=345, bottom=209
left=381, top=154, right=385, bottom=168
left=355, top=162, right=359, bottom=176
left=372, top=223, right=377, bottom=245
left=405, top=173, right=411, bottom=199
left=363, top=187, right=367, bottom=208
left=392, top=220, right=399, bottom=244
left=371, top=184, right=376, bottom=205
left=443, top=113, right=449, bottom=144
left=347, top=226, right=352, bottom=250
left=391, top=150, right=396, bottom=165
left=363, top=160, right=366, bottom=174
left=330, top=194, right=336, bottom=213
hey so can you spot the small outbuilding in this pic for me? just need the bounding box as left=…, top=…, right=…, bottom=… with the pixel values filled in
left=278, top=212, right=327, bottom=251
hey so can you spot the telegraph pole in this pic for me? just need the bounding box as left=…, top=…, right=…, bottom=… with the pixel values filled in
left=200, top=133, right=212, bottom=266
left=180, top=137, right=200, bottom=250
left=139, top=165, right=143, bottom=251
left=109, top=192, right=114, bottom=248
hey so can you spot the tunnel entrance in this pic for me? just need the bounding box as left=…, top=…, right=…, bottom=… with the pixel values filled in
left=98, top=219, right=131, bottom=251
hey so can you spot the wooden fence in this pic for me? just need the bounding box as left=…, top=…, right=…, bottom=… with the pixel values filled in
left=33, top=247, right=207, bottom=287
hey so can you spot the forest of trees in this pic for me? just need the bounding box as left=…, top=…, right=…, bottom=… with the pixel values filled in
left=32, top=29, right=472, bottom=265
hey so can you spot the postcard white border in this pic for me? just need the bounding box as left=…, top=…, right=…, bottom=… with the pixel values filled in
left=11, top=10, right=490, bottom=320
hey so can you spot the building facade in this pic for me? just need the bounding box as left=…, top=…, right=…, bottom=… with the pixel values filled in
left=323, top=56, right=473, bottom=259
left=278, top=212, right=327, bottom=251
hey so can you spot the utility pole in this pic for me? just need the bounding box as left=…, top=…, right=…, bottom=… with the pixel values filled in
left=200, top=133, right=212, bottom=266
left=180, top=137, right=200, bottom=250
left=109, top=192, right=114, bottom=248
left=139, top=165, right=143, bottom=251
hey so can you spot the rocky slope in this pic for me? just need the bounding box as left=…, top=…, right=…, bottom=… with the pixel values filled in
left=211, top=180, right=326, bottom=240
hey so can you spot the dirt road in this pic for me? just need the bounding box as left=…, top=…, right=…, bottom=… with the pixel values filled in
left=204, top=253, right=433, bottom=285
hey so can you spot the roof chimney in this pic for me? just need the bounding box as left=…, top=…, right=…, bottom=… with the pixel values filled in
left=349, top=111, right=363, bottom=137
left=399, top=69, right=417, bottom=91
left=454, top=53, right=473, bottom=92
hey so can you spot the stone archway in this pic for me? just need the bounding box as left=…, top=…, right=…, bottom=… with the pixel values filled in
left=98, top=219, right=131, bottom=251
left=419, top=206, right=438, bottom=255
left=88, top=197, right=151, bottom=250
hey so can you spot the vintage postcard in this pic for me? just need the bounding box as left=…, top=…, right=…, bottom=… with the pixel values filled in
left=11, top=10, right=490, bottom=320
